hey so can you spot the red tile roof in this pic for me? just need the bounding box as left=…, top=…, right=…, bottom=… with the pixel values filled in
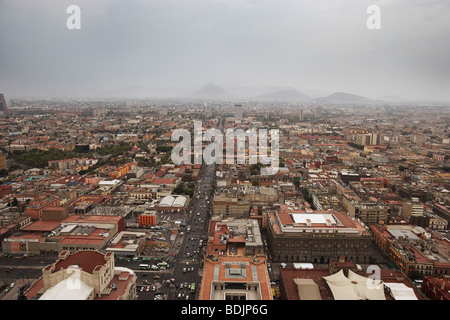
left=53, top=250, right=107, bottom=274
left=21, top=220, right=61, bottom=232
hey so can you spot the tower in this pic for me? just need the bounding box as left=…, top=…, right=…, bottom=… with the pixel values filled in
left=234, top=104, right=243, bottom=120
left=0, top=94, right=7, bottom=112
left=204, top=102, right=212, bottom=118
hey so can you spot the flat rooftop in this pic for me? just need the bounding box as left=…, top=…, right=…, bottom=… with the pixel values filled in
left=291, top=213, right=337, bottom=226
left=272, top=210, right=368, bottom=235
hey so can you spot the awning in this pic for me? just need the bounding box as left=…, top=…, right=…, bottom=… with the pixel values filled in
left=323, top=269, right=386, bottom=300
left=293, top=278, right=322, bottom=300
left=384, top=283, right=418, bottom=300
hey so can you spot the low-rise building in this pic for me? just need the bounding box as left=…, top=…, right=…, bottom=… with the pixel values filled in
left=24, top=196, right=61, bottom=220
left=25, top=250, right=136, bottom=300
left=371, top=222, right=450, bottom=277
left=266, top=205, right=371, bottom=264
left=1, top=214, right=124, bottom=257
left=199, top=216, right=271, bottom=300
left=343, top=195, right=389, bottom=226
left=105, top=231, right=147, bottom=257
left=422, top=276, right=450, bottom=300
left=279, top=259, right=425, bottom=300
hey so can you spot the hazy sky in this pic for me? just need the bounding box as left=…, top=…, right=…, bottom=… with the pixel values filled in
left=1, top=0, right=449, bottom=101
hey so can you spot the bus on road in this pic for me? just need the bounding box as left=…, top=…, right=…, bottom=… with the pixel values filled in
left=190, top=283, right=196, bottom=293
left=157, top=262, right=169, bottom=270
left=139, top=264, right=150, bottom=270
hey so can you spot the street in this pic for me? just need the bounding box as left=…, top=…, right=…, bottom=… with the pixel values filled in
left=111, top=161, right=217, bottom=300
left=167, top=161, right=216, bottom=300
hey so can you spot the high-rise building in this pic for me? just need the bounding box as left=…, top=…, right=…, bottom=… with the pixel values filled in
left=0, top=154, right=6, bottom=170
left=356, top=133, right=372, bottom=146
left=314, top=106, right=322, bottom=118
left=299, top=109, right=304, bottom=121
left=0, top=94, right=7, bottom=112
left=370, top=133, right=379, bottom=145
left=234, top=104, right=243, bottom=120
left=356, top=133, right=379, bottom=146
left=204, top=102, right=212, bottom=118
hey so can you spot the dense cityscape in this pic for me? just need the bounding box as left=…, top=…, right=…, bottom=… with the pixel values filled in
left=0, top=93, right=449, bottom=304
left=1, top=1, right=449, bottom=316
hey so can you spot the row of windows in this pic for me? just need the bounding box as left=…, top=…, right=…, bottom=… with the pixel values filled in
left=274, top=241, right=368, bottom=249
left=276, top=255, right=367, bottom=264
left=62, top=246, right=93, bottom=251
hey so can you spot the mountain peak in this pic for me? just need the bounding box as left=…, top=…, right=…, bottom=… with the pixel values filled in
left=314, top=91, right=373, bottom=104
left=192, top=83, right=229, bottom=98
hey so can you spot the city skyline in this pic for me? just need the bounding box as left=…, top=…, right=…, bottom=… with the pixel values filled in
left=1, top=0, right=450, bottom=102
left=0, top=0, right=449, bottom=306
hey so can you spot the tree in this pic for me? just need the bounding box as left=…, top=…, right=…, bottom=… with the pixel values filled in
left=293, top=177, right=300, bottom=188
left=250, top=163, right=264, bottom=175
left=13, top=148, right=78, bottom=168
left=301, top=186, right=313, bottom=206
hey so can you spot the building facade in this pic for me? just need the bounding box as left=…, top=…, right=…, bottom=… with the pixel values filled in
left=266, top=208, right=371, bottom=264
left=25, top=250, right=136, bottom=300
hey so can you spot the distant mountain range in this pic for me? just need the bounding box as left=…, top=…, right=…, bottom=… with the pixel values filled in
left=250, top=89, right=310, bottom=101
left=191, top=83, right=231, bottom=99
left=84, top=82, right=401, bottom=105
left=312, top=91, right=375, bottom=105
left=190, top=84, right=377, bottom=105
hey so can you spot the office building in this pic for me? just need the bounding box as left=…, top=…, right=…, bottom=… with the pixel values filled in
left=400, top=197, right=424, bottom=221
left=0, top=154, right=7, bottom=170
left=0, top=94, right=7, bottom=112
left=204, top=103, right=212, bottom=118
left=234, top=104, right=243, bottom=120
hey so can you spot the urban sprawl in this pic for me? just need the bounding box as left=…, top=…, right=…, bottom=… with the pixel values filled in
left=0, top=94, right=449, bottom=301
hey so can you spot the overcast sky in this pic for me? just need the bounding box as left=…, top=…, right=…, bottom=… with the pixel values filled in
left=1, top=0, right=449, bottom=101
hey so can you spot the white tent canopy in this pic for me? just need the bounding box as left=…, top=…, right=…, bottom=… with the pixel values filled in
left=323, top=269, right=386, bottom=300
left=384, top=283, right=418, bottom=300
left=347, top=270, right=385, bottom=300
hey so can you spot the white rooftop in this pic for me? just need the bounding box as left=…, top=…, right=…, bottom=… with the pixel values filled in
left=159, top=195, right=187, bottom=207
left=384, top=283, right=418, bottom=300
left=39, top=274, right=93, bottom=300
left=291, top=213, right=336, bottom=225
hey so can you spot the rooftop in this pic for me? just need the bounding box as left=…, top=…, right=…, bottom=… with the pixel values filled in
left=281, top=267, right=425, bottom=300
left=53, top=250, right=108, bottom=274
left=200, top=255, right=272, bottom=301
left=271, top=209, right=368, bottom=235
